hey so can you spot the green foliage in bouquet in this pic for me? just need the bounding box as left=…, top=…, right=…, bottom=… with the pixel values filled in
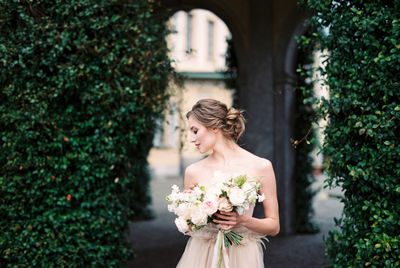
left=299, top=0, right=400, bottom=266
left=234, top=175, right=247, bottom=188
left=0, top=0, right=173, bottom=266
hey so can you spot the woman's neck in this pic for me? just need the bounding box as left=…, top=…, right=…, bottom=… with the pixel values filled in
left=209, top=134, right=241, bottom=166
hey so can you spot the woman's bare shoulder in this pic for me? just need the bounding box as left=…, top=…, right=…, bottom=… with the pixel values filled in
left=240, top=149, right=272, bottom=170
left=238, top=150, right=273, bottom=178
left=252, top=157, right=275, bottom=183
left=252, top=155, right=272, bottom=171
left=184, top=162, right=200, bottom=178
left=184, top=158, right=210, bottom=186
left=256, top=157, right=273, bottom=169
left=185, top=157, right=210, bottom=173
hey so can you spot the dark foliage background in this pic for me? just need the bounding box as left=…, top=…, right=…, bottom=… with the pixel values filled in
left=300, top=0, right=400, bottom=266
left=293, top=32, right=320, bottom=234
left=0, top=0, right=173, bottom=266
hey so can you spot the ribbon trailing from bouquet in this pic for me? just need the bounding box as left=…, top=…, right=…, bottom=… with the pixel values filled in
left=211, top=229, right=245, bottom=267
left=211, top=230, right=230, bottom=268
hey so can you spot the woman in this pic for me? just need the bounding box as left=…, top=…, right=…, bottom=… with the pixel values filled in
left=176, top=99, right=279, bottom=268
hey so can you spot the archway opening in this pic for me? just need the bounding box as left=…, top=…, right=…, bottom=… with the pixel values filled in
left=128, top=4, right=344, bottom=267
left=148, top=9, right=234, bottom=181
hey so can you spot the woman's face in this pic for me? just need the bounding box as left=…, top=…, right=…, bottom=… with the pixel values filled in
left=188, top=116, right=217, bottom=154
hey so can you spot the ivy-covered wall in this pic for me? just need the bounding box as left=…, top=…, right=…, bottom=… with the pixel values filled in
left=0, top=0, right=172, bottom=266
left=301, top=0, right=400, bottom=266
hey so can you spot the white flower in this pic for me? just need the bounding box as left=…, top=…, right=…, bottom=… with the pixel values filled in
left=175, top=217, right=189, bottom=233
left=242, top=181, right=254, bottom=193
left=168, top=204, right=176, bottom=213
left=228, top=188, right=246, bottom=206
left=191, top=206, right=208, bottom=226
left=205, top=186, right=221, bottom=201
left=176, top=203, right=192, bottom=219
left=186, top=191, right=198, bottom=203
left=236, top=206, right=244, bottom=215
left=202, top=200, right=218, bottom=215
left=248, top=193, right=257, bottom=203
left=172, top=184, right=180, bottom=192
left=215, top=182, right=228, bottom=193
left=258, top=193, right=266, bottom=202
left=193, top=185, right=204, bottom=197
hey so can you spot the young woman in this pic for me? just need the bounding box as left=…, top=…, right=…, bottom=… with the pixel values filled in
left=176, top=99, right=280, bottom=268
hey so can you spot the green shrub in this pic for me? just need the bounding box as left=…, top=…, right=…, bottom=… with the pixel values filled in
left=0, top=0, right=172, bottom=266
left=300, top=0, right=400, bottom=266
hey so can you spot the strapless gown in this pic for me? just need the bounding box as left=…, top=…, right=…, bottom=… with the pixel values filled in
left=176, top=203, right=266, bottom=268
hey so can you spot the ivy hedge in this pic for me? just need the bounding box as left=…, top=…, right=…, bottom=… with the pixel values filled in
left=0, top=0, right=172, bottom=266
left=300, top=0, right=400, bottom=267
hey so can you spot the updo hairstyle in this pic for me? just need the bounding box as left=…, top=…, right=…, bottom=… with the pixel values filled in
left=186, top=99, right=245, bottom=142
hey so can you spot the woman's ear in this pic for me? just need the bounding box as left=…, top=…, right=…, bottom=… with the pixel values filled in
left=212, top=128, right=220, bottom=133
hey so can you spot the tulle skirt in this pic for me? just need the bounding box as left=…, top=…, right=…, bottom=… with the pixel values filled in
left=177, top=225, right=266, bottom=268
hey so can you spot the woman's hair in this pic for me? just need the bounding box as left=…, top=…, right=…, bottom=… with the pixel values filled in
left=186, top=99, right=245, bottom=142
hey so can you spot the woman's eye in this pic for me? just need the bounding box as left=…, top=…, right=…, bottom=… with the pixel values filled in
left=194, top=130, right=198, bottom=134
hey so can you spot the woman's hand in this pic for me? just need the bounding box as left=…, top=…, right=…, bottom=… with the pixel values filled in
left=213, top=211, right=248, bottom=231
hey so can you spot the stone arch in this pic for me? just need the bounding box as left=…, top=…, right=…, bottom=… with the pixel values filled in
left=160, top=0, right=249, bottom=72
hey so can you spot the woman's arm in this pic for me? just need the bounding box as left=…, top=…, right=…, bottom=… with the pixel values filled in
left=213, top=159, right=280, bottom=236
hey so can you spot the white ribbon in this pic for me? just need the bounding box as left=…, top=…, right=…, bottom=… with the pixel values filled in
left=211, top=231, right=230, bottom=268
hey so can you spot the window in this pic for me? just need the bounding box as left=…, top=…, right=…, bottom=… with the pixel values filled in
left=186, top=13, right=193, bottom=54
left=152, top=102, right=179, bottom=148
left=168, top=102, right=179, bottom=147
left=153, top=118, right=165, bottom=148
left=207, top=20, right=214, bottom=60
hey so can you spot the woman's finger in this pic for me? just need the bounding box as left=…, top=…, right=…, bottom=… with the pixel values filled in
left=219, top=211, right=237, bottom=216
left=213, top=219, right=236, bottom=225
left=218, top=224, right=233, bottom=231
left=215, top=213, right=235, bottom=220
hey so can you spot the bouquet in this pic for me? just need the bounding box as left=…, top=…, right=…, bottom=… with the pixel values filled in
left=166, top=172, right=265, bottom=247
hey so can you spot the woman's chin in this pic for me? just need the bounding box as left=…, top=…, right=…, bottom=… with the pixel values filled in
left=198, top=147, right=211, bottom=154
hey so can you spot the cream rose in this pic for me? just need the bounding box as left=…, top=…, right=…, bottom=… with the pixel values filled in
left=191, top=206, right=209, bottom=226
left=217, top=197, right=233, bottom=212
left=228, top=188, right=246, bottom=206
left=176, top=203, right=191, bottom=219
left=202, top=200, right=218, bottom=215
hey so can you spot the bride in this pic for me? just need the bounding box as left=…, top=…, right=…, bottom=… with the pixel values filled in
left=177, top=99, right=280, bottom=268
